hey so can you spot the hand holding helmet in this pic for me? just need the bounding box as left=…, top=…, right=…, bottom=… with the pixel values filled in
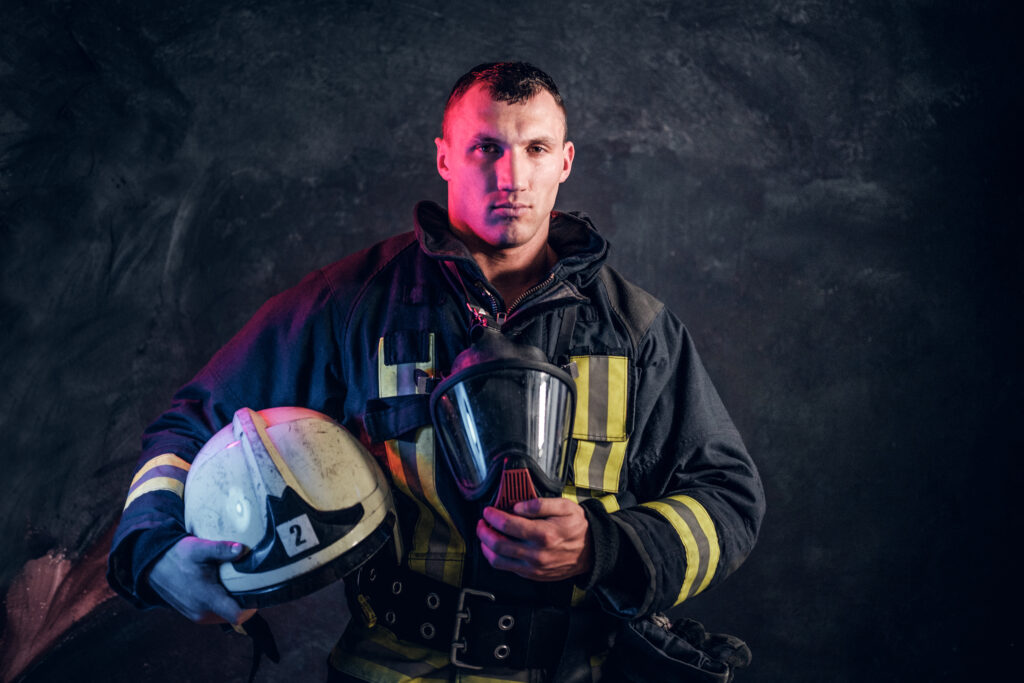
left=146, top=536, right=255, bottom=624
left=142, top=406, right=400, bottom=623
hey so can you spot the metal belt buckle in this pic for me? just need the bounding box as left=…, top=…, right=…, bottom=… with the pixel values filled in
left=449, top=587, right=496, bottom=669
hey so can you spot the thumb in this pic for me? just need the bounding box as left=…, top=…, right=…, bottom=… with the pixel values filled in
left=191, top=538, right=246, bottom=562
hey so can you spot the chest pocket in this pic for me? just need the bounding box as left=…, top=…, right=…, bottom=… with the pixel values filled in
left=377, top=331, right=435, bottom=399
left=568, top=354, right=633, bottom=494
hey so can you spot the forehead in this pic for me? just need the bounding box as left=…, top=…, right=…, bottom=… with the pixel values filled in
left=445, top=83, right=567, bottom=141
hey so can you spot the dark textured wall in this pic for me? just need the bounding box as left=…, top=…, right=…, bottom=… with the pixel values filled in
left=1, top=0, right=1018, bottom=681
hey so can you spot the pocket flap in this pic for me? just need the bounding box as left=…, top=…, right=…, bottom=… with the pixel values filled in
left=570, top=355, right=631, bottom=441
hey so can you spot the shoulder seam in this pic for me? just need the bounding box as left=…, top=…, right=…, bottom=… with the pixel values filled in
left=596, top=266, right=665, bottom=352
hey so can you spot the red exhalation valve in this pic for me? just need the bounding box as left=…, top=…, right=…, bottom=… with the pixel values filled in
left=493, top=467, right=540, bottom=511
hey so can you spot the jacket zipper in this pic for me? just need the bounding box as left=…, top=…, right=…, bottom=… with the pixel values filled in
left=475, top=272, right=556, bottom=326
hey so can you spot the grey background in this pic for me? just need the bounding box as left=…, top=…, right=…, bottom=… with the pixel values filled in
left=1, top=0, right=1018, bottom=681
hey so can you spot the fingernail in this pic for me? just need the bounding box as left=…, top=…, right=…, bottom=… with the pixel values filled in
left=231, top=543, right=243, bottom=554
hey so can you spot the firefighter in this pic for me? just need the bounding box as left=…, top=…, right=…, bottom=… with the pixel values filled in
left=108, top=62, right=765, bottom=682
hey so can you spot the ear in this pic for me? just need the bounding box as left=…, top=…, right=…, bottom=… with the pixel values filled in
left=559, top=140, right=575, bottom=183
left=435, top=137, right=451, bottom=181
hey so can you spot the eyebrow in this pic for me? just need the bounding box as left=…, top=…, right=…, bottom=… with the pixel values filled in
left=469, top=134, right=561, bottom=147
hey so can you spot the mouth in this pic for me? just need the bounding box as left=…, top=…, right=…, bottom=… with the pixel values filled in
left=491, top=201, right=530, bottom=217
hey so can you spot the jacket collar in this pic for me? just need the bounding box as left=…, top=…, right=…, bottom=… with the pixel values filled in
left=413, top=200, right=609, bottom=288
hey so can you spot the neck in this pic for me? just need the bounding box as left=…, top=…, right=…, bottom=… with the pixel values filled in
left=475, top=242, right=556, bottom=307
left=451, top=228, right=555, bottom=308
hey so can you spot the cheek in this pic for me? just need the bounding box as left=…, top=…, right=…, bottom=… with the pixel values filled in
left=538, top=165, right=565, bottom=191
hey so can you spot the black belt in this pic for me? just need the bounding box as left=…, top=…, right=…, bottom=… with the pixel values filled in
left=355, top=561, right=569, bottom=671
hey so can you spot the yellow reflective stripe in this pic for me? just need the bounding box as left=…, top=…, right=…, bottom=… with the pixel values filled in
left=404, top=437, right=439, bottom=580
left=642, top=496, right=720, bottom=604
left=384, top=437, right=435, bottom=575
left=568, top=355, right=629, bottom=493
left=604, top=356, right=629, bottom=440
left=332, top=653, right=446, bottom=682
left=365, top=626, right=450, bottom=668
left=123, top=477, right=184, bottom=510
left=378, top=334, right=463, bottom=586
left=330, top=622, right=449, bottom=680
left=570, top=585, right=588, bottom=606
left=413, top=428, right=465, bottom=587
left=570, top=440, right=627, bottom=493
left=572, top=440, right=596, bottom=489
left=561, top=484, right=580, bottom=503
left=392, top=427, right=464, bottom=585
left=570, top=356, right=591, bottom=438
left=597, top=493, right=621, bottom=513
left=562, top=486, right=622, bottom=513
left=600, top=441, right=627, bottom=492
left=130, top=453, right=190, bottom=486
left=570, top=355, right=628, bottom=441
left=378, top=335, right=435, bottom=397
left=378, top=337, right=397, bottom=396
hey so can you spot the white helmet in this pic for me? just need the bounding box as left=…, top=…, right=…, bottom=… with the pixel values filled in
left=184, top=407, right=398, bottom=607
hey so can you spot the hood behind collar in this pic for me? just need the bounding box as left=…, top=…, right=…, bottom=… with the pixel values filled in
left=413, top=200, right=609, bottom=287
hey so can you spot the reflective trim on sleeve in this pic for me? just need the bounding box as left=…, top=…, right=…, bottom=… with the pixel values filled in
left=378, top=334, right=465, bottom=587
left=641, top=495, right=720, bottom=604
left=123, top=477, right=185, bottom=510
left=123, top=453, right=191, bottom=510
left=130, top=453, right=190, bottom=487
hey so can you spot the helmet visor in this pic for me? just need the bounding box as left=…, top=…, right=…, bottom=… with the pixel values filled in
left=431, top=360, right=575, bottom=500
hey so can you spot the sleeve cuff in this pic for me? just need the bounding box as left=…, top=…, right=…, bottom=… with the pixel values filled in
left=107, top=523, right=188, bottom=608
left=576, top=499, right=621, bottom=590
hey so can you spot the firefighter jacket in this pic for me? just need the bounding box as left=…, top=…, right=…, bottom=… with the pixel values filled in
left=107, top=201, right=765, bottom=680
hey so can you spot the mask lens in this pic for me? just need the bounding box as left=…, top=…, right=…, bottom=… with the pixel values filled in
left=432, top=364, right=574, bottom=500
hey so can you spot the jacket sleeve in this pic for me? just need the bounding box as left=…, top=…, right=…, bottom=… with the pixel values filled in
left=106, top=269, right=345, bottom=607
left=579, top=307, right=764, bottom=618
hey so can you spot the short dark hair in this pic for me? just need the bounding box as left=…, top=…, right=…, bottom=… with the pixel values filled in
left=441, top=62, right=567, bottom=139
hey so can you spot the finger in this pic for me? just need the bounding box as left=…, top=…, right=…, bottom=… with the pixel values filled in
left=477, top=519, right=540, bottom=567
left=186, top=577, right=248, bottom=624
left=156, top=579, right=241, bottom=624
left=476, top=518, right=517, bottom=555
left=204, top=588, right=248, bottom=625
left=477, top=525, right=534, bottom=576
left=481, top=506, right=540, bottom=541
left=512, top=497, right=575, bottom=518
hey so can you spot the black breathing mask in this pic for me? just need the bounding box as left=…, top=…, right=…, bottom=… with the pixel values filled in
left=430, top=326, right=576, bottom=510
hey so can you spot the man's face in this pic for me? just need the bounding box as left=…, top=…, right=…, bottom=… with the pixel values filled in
left=435, top=83, right=574, bottom=255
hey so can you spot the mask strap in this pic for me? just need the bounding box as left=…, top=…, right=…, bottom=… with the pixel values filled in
left=554, top=304, right=578, bottom=367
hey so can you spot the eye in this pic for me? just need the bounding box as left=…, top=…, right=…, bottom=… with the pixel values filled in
left=475, top=143, right=500, bottom=154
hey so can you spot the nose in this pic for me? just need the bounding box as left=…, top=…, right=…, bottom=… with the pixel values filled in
left=495, top=149, right=526, bottom=192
